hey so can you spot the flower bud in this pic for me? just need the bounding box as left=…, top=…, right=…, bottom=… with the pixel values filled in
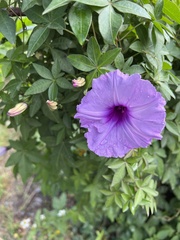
left=46, top=100, right=58, bottom=111
left=72, top=77, right=85, bottom=87
left=7, top=102, right=28, bottom=117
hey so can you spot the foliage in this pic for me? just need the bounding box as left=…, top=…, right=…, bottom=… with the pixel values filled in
left=0, top=0, right=180, bottom=238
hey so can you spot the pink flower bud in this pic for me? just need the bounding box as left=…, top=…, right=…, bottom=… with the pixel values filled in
left=7, top=102, right=28, bottom=117
left=46, top=100, right=58, bottom=111
left=72, top=77, right=85, bottom=87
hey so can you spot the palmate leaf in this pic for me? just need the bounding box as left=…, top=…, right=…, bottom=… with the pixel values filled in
left=0, top=10, right=16, bottom=44
left=69, top=3, right=92, bottom=45
left=98, top=5, right=123, bottom=44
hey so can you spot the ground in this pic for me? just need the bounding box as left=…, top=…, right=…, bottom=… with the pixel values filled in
left=0, top=125, right=50, bottom=240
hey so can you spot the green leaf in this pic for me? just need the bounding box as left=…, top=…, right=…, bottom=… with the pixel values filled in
left=18, top=153, right=33, bottom=183
left=43, top=0, right=71, bottom=14
left=48, top=82, right=58, bottom=100
left=114, top=195, right=122, bottom=208
left=166, top=41, right=180, bottom=59
left=126, top=164, right=134, bottom=179
left=68, top=54, right=95, bottom=71
left=27, top=26, right=50, bottom=57
left=42, top=104, right=60, bottom=123
left=111, top=163, right=126, bottom=187
left=52, top=193, right=66, bottom=209
left=134, top=189, right=144, bottom=207
left=0, top=0, right=8, bottom=8
left=86, top=69, right=98, bottom=89
left=113, top=1, right=151, bottom=19
left=100, top=190, right=113, bottom=196
left=98, top=48, right=120, bottom=67
left=87, top=37, right=101, bottom=64
left=56, top=129, right=66, bottom=144
left=20, top=120, right=32, bottom=141
left=159, top=82, right=176, bottom=99
left=25, top=6, right=48, bottom=23
left=121, top=181, right=133, bottom=196
left=6, top=46, right=29, bottom=63
left=130, top=41, right=143, bottom=53
left=114, top=52, right=124, bottom=70
left=163, top=0, right=180, bottom=24
left=69, top=3, right=92, bottom=45
left=47, top=8, right=66, bottom=31
left=105, top=195, right=114, bottom=208
left=141, top=187, right=158, bottom=197
left=0, top=10, right=16, bottom=44
left=25, top=79, right=51, bottom=95
left=29, top=95, right=42, bottom=117
left=33, top=63, right=53, bottom=79
left=5, top=151, right=21, bottom=167
left=51, top=49, right=75, bottom=74
left=22, top=0, right=37, bottom=12
left=154, top=0, right=164, bottom=20
left=61, top=91, right=80, bottom=104
left=98, top=5, right=123, bottom=44
left=166, top=121, right=179, bottom=136
left=75, top=0, right=108, bottom=7
left=56, top=77, right=72, bottom=89
left=156, top=157, right=164, bottom=179
left=12, top=64, right=29, bottom=82
left=108, top=160, right=124, bottom=169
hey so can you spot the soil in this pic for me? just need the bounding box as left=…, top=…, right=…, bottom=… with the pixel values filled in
left=0, top=151, right=51, bottom=240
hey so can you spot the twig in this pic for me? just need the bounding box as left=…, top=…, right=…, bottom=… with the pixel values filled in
left=7, top=7, right=26, bottom=17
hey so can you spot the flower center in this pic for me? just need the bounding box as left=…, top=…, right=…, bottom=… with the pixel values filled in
left=108, top=105, right=128, bottom=124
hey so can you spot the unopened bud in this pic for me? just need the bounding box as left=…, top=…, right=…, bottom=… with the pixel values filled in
left=72, top=77, right=85, bottom=87
left=7, top=102, right=27, bottom=117
left=46, top=100, right=58, bottom=111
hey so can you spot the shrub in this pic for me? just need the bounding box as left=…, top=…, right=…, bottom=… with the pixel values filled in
left=0, top=0, right=180, bottom=239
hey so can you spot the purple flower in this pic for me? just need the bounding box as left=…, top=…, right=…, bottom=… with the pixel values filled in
left=0, top=146, right=7, bottom=156
left=74, top=70, right=166, bottom=158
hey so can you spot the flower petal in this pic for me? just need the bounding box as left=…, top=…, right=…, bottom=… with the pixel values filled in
left=75, top=70, right=166, bottom=158
left=85, top=121, right=131, bottom=158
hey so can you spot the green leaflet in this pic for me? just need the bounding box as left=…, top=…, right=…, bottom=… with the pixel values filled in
left=68, top=54, right=95, bottom=72
left=113, top=1, right=151, bottom=19
left=98, top=5, right=123, bottom=44
left=69, top=3, right=92, bottom=45
left=25, top=79, right=51, bottom=95
left=27, top=26, right=50, bottom=57
left=0, top=10, right=16, bottom=44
